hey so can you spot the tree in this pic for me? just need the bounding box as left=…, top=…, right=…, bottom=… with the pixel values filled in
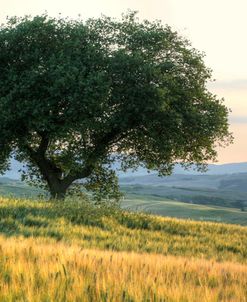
left=0, top=13, right=232, bottom=199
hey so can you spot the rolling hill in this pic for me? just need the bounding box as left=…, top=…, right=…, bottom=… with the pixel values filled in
left=1, top=160, right=247, bottom=226
left=120, top=173, right=247, bottom=211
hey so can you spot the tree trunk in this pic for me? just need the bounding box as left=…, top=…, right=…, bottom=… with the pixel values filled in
left=24, top=137, right=76, bottom=200
left=49, top=181, right=70, bottom=200
left=30, top=154, right=72, bottom=200
left=50, top=189, right=66, bottom=200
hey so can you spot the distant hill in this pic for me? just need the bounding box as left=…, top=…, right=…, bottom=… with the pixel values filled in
left=173, top=162, right=247, bottom=175
left=120, top=173, right=247, bottom=190
left=3, top=158, right=247, bottom=179
left=120, top=172, right=247, bottom=210
left=0, top=176, right=43, bottom=197
left=117, top=162, right=247, bottom=177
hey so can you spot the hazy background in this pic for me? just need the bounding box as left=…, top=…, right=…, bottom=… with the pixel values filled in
left=1, top=0, right=246, bottom=163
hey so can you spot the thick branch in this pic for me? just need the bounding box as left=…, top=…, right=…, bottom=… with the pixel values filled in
left=62, top=165, right=94, bottom=187
left=23, top=143, right=63, bottom=188
left=62, top=126, right=121, bottom=185
left=22, top=125, right=123, bottom=196
left=37, top=132, right=49, bottom=155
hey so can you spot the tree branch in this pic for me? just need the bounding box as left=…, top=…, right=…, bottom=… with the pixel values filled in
left=37, top=132, right=49, bottom=155
left=62, top=126, right=121, bottom=186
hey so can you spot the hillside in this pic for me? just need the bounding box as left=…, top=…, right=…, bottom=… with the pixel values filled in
left=120, top=172, right=247, bottom=189
left=121, top=196, right=247, bottom=225
left=120, top=173, right=247, bottom=210
left=0, top=177, right=43, bottom=197
left=0, top=196, right=246, bottom=301
left=1, top=197, right=246, bottom=261
left=1, top=175, right=247, bottom=226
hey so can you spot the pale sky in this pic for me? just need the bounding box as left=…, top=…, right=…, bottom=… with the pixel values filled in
left=1, top=0, right=247, bottom=163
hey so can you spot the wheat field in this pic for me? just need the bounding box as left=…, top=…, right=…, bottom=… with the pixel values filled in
left=0, top=235, right=246, bottom=302
left=0, top=197, right=246, bottom=301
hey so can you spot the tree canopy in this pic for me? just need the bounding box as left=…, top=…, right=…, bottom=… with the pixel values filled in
left=0, top=13, right=232, bottom=199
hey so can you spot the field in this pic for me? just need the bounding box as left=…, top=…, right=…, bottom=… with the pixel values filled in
left=120, top=173, right=247, bottom=209
left=0, top=196, right=246, bottom=301
left=0, top=177, right=42, bottom=198
left=0, top=236, right=247, bottom=302
left=1, top=177, right=247, bottom=226
left=122, top=195, right=247, bottom=225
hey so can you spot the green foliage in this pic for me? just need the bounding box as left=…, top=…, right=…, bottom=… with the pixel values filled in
left=0, top=13, right=232, bottom=199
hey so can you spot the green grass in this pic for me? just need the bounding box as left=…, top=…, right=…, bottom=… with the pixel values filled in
left=0, top=196, right=246, bottom=263
left=122, top=194, right=247, bottom=225
left=120, top=182, right=247, bottom=208
left=1, top=177, right=246, bottom=226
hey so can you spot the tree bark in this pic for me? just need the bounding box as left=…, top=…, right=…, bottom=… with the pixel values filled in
left=49, top=181, right=69, bottom=200
left=24, top=140, right=72, bottom=200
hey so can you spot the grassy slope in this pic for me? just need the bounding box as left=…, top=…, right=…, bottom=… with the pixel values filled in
left=1, top=178, right=247, bottom=226
left=0, top=197, right=246, bottom=301
left=0, top=197, right=247, bottom=261
left=122, top=195, right=247, bottom=225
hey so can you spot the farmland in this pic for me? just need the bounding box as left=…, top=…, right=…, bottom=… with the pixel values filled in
left=122, top=195, right=247, bottom=226
left=0, top=197, right=246, bottom=301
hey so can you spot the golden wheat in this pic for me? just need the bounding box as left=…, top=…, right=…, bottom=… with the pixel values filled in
left=0, top=235, right=246, bottom=302
left=0, top=197, right=246, bottom=301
